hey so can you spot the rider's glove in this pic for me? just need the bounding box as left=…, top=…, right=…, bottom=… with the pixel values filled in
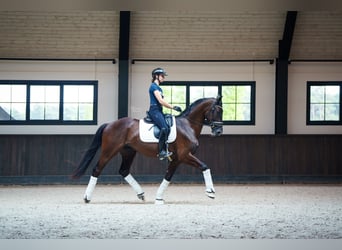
left=173, top=106, right=182, bottom=112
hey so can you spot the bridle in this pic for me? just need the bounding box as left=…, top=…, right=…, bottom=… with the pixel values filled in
left=183, top=98, right=223, bottom=136
left=204, top=104, right=223, bottom=132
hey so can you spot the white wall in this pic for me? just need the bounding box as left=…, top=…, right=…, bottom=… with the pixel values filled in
left=288, top=62, right=342, bottom=134
left=130, top=61, right=276, bottom=134
left=0, top=60, right=118, bottom=134
left=2, top=60, right=341, bottom=135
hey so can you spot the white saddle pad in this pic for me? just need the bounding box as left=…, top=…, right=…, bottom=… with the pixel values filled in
left=139, top=116, right=177, bottom=143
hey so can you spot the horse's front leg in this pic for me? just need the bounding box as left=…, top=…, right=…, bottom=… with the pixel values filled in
left=184, top=153, right=216, bottom=199
left=155, top=161, right=180, bottom=205
left=202, top=168, right=215, bottom=199
left=155, top=179, right=170, bottom=205
left=123, top=174, right=145, bottom=201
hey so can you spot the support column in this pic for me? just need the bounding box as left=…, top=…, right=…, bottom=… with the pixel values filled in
left=275, top=11, right=297, bottom=134
left=275, top=58, right=289, bottom=134
left=118, top=11, right=130, bottom=118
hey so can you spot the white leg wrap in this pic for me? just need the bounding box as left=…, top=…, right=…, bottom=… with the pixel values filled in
left=155, top=179, right=170, bottom=204
left=124, top=174, right=144, bottom=195
left=203, top=169, right=215, bottom=198
left=84, top=176, right=97, bottom=201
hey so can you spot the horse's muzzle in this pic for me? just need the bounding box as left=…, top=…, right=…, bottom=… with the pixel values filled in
left=211, top=122, right=223, bottom=136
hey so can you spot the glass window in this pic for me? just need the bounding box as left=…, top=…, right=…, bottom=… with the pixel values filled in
left=189, top=86, right=218, bottom=103
left=0, top=84, right=26, bottom=120
left=63, top=85, right=94, bottom=121
left=30, top=85, right=60, bottom=120
left=222, top=85, right=252, bottom=121
left=307, top=82, right=341, bottom=125
left=0, top=81, right=97, bottom=125
left=163, top=81, right=255, bottom=125
left=163, top=85, right=186, bottom=115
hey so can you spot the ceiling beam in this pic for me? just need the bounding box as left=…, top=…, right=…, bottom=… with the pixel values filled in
left=275, top=11, right=297, bottom=135
left=279, top=11, right=297, bottom=60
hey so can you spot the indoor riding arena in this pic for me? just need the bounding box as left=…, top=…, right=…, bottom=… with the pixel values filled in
left=0, top=184, right=342, bottom=239
left=1, top=2, right=342, bottom=240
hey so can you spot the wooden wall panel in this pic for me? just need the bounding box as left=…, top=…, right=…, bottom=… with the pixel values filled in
left=0, top=134, right=341, bottom=184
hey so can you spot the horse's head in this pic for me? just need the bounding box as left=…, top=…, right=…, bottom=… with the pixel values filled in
left=204, top=96, right=223, bottom=136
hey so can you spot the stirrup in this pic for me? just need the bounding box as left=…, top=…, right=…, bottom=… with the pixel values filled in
left=158, top=150, right=173, bottom=161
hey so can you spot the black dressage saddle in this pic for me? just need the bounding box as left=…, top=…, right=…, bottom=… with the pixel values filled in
left=143, top=112, right=174, bottom=139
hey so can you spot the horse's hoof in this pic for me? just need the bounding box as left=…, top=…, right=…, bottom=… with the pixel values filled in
left=137, top=192, right=145, bottom=201
left=205, top=190, right=216, bottom=199
left=84, top=196, right=91, bottom=203
left=155, top=198, right=165, bottom=205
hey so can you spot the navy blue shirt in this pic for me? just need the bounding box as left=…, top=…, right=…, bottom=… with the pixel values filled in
left=149, top=82, right=163, bottom=107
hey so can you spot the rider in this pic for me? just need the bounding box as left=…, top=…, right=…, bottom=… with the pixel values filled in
left=148, top=68, right=182, bottom=160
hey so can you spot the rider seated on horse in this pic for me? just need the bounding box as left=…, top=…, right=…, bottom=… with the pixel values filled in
left=148, top=68, right=182, bottom=160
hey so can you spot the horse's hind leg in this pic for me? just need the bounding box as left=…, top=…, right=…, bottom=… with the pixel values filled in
left=84, top=175, right=98, bottom=203
left=83, top=158, right=111, bottom=203
left=84, top=163, right=109, bottom=203
left=84, top=144, right=123, bottom=203
left=119, top=146, right=144, bottom=201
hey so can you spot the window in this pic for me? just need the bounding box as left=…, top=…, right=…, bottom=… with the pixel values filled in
left=222, top=85, right=252, bottom=122
left=0, top=80, right=98, bottom=125
left=30, top=85, right=60, bottom=120
left=163, top=81, right=255, bottom=125
left=307, top=81, right=341, bottom=125
left=63, top=85, right=95, bottom=121
left=162, top=85, right=186, bottom=112
left=0, top=84, right=26, bottom=120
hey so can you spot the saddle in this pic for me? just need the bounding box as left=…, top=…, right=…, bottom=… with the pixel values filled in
left=139, top=112, right=177, bottom=143
left=144, top=112, right=173, bottom=133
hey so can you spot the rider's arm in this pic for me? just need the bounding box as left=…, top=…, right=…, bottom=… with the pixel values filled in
left=153, top=90, right=173, bottom=109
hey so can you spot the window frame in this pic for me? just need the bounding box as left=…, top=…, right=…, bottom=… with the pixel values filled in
left=163, top=81, right=255, bottom=125
left=306, top=81, right=342, bottom=126
left=0, top=80, right=98, bottom=125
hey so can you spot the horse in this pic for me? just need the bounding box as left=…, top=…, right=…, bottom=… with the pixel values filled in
left=71, top=96, right=223, bottom=204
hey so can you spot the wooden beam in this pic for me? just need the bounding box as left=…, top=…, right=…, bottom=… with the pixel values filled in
left=275, top=11, right=297, bottom=134
left=118, top=11, right=130, bottom=118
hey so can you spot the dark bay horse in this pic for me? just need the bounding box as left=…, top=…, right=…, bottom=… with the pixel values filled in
left=72, top=96, right=223, bottom=204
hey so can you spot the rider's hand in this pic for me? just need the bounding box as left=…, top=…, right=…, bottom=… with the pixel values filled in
left=172, top=106, right=182, bottom=112
left=173, top=106, right=182, bottom=112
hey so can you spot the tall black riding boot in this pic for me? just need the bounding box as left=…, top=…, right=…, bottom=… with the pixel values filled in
left=158, top=128, right=172, bottom=160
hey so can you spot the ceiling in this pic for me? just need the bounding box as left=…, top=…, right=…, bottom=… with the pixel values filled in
left=0, top=11, right=341, bottom=61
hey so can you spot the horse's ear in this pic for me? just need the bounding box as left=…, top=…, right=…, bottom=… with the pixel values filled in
left=216, top=95, right=222, bottom=103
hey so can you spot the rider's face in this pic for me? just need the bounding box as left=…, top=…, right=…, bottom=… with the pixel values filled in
left=158, top=74, right=165, bottom=83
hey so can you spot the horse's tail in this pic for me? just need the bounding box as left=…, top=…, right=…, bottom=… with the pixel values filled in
left=71, top=123, right=108, bottom=179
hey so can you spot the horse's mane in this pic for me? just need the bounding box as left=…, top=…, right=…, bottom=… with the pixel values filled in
left=177, top=97, right=214, bottom=118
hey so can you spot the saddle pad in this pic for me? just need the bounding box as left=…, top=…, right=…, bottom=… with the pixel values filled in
left=139, top=116, right=177, bottom=143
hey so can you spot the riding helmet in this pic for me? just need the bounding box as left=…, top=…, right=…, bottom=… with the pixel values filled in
left=152, top=68, right=168, bottom=77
